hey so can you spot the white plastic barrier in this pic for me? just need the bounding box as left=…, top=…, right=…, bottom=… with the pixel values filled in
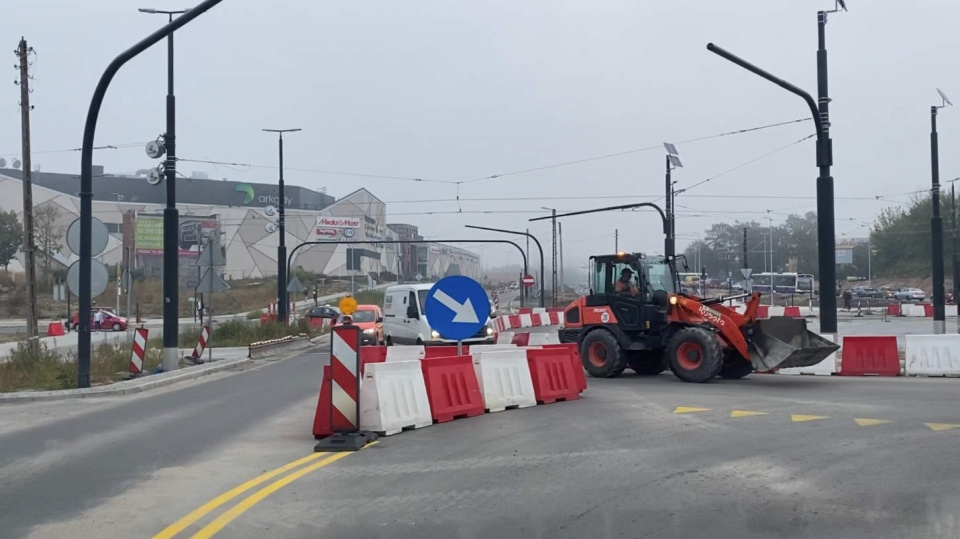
left=471, top=350, right=537, bottom=412
left=948, top=305, right=959, bottom=317
left=905, top=335, right=960, bottom=377
left=527, top=332, right=561, bottom=345
left=359, top=360, right=433, bottom=436
left=768, top=306, right=785, bottom=317
left=494, top=332, right=516, bottom=344
left=385, top=345, right=424, bottom=362
left=903, top=304, right=926, bottom=317
left=778, top=334, right=838, bottom=375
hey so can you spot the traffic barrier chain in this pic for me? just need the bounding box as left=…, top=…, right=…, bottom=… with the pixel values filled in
left=313, top=341, right=586, bottom=439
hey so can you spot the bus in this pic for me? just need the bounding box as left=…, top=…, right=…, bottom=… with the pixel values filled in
left=750, top=273, right=815, bottom=294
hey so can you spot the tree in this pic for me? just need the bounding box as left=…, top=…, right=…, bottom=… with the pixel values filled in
left=0, top=211, right=23, bottom=270
left=34, top=204, right=64, bottom=283
left=871, top=194, right=948, bottom=278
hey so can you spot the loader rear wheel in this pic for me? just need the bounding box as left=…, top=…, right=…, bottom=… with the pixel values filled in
left=627, top=351, right=665, bottom=375
left=666, top=327, right=723, bottom=383
left=718, top=359, right=754, bottom=380
left=580, top=329, right=627, bottom=378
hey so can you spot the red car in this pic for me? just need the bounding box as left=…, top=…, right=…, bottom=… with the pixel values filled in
left=67, top=308, right=129, bottom=332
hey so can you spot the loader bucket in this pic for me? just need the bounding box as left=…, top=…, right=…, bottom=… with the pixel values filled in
left=747, top=316, right=840, bottom=372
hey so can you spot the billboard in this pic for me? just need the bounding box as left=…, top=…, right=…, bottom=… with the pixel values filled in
left=836, top=247, right=854, bottom=265
left=135, top=214, right=221, bottom=256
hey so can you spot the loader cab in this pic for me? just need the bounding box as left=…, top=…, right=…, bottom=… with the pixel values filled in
left=587, top=253, right=679, bottom=336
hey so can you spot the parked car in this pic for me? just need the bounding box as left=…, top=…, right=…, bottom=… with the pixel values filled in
left=306, top=305, right=340, bottom=321
left=894, top=288, right=926, bottom=302
left=853, top=287, right=883, bottom=299
left=66, top=308, right=128, bottom=331
left=332, top=305, right=384, bottom=346
left=878, top=287, right=897, bottom=299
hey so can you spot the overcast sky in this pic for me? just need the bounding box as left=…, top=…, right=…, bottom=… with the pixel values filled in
left=4, top=0, right=959, bottom=274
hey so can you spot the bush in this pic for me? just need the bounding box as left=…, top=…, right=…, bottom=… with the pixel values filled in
left=246, top=310, right=263, bottom=320
left=0, top=342, right=73, bottom=391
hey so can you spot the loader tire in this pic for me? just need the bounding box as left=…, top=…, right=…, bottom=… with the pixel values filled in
left=628, top=351, right=666, bottom=375
left=666, top=327, right=724, bottom=383
left=580, top=329, right=627, bottom=378
left=718, top=359, right=754, bottom=380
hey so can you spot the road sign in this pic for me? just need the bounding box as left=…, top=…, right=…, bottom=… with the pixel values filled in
left=287, top=275, right=306, bottom=293
left=66, top=217, right=109, bottom=256
left=197, top=241, right=226, bottom=267
left=415, top=273, right=423, bottom=282
left=195, top=267, right=231, bottom=293
left=423, top=275, right=489, bottom=341
left=67, top=259, right=108, bottom=298
left=740, top=268, right=753, bottom=280
left=522, top=274, right=535, bottom=287
left=339, top=295, right=357, bottom=315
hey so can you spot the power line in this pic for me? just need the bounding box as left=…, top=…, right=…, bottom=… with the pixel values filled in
left=0, top=141, right=150, bottom=158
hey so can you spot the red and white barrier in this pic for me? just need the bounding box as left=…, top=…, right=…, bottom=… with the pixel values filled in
left=191, top=325, right=210, bottom=360
left=493, top=310, right=564, bottom=333
left=839, top=336, right=900, bottom=376
left=420, top=355, right=485, bottom=422
left=331, top=326, right=362, bottom=432
left=129, top=327, right=148, bottom=375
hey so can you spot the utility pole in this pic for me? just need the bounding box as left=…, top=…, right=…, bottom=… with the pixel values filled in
left=16, top=38, right=38, bottom=353
left=262, top=128, right=301, bottom=323
left=930, top=91, right=951, bottom=335
left=140, top=7, right=189, bottom=372
left=525, top=228, right=530, bottom=300
left=551, top=209, right=557, bottom=307
left=742, top=227, right=750, bottom=292
left=615, top=229, right=618, bottom=252
left=951, top=180, right=959, bottom=329
left=558, top=221, right=564, bottom=304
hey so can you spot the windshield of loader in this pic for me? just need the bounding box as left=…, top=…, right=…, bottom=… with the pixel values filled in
left=640, top=257, right=678, bottom=295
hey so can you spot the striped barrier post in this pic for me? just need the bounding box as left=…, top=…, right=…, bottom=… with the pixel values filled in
left=315, top=324, right=378, bottom=451
left=129, top=327, right=148, bottom=375
left=191, top=326, right=210, bottom=360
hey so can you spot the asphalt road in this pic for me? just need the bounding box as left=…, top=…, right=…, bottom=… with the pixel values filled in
left=3, top=327, right=960, bottom=538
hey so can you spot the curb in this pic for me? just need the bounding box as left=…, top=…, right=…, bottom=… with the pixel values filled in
left=0, top=357, right=253, bottom=404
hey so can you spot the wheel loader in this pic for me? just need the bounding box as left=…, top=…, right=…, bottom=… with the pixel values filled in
left=558, top=252, right=839, bottom=383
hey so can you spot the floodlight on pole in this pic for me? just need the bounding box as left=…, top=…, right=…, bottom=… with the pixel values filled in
left=938, top=88, right=953, bottom=108
left=262, top=128, right=302, bottom=323
left=663, top=142, right=682, bottom=251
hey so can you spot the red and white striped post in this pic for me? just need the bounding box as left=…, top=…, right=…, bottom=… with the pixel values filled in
left=315, top=323, right=377, bottom=451
left=191, top=325, right=211, bottom=360
left=129, top=327, right=148, bottom=375
left=330, top=324, right=360, bottom=433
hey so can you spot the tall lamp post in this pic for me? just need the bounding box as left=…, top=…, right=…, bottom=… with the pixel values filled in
left=949, top=177, right=960, bottom=320
left=262, top=128, right=301, bottom=323
left=464, top=225, right=545, bottom=308
left=930, top=89, right=952, bottom=334
left=139, top=6, right=189, bottom=372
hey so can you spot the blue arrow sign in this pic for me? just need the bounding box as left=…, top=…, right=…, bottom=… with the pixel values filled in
left=423, top=275, right=490, bottom=341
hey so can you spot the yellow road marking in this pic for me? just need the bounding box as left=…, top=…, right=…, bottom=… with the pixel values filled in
left=673, top=406, right=710, bottom=414
left=791, top=414, right=828, bottom=423
left=150, top=452, right=330, bottom=539
left=730, top=410, right=768, bottom=418
left=854, top=418, right=893, bottom=427
left=190, top=451, right=356, bottom=538
left=925, top=422, right=960, bottom=432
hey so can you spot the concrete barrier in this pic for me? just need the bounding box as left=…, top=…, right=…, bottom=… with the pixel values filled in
left=248, top=335, right=312, bottom=359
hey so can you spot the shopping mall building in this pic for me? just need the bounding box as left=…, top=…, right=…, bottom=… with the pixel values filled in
left=0, top=167, right=480, bottom=285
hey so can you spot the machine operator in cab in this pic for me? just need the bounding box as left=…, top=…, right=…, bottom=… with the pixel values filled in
left=614, top=268, right=639, bottom=297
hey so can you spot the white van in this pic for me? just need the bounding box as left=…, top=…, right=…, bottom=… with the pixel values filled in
left=382, top=283, right=494, bottom=345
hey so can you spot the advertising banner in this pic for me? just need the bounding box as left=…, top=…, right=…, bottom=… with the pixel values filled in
left=316, top=216, right=361, bottom=229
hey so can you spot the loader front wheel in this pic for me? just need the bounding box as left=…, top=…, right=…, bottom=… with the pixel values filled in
left=628, top=351, right=665, bottom=375
left=718, top=359, right=754, bottom=380
left=580, top=329, right=627, bottom=378
left=666, top=327, right=723, bottom=383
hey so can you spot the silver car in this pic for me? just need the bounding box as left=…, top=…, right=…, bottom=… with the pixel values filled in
left=894, top=288, right=926, bottom=302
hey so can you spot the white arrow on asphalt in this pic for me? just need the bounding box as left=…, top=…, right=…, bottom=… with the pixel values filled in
left=433, top=289, right=480, bottom=324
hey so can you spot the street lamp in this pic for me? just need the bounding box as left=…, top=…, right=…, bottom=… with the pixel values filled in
left=664, top=143, right=682, bottom=245
left=140, top=6, right=189, bottom=372
left=541, top=206, right=559, bottom=307
left=930, top=89, right=952, bottom=334
left=465, top=225, right=545, bottom=308
left=262, top=128, right=301, bottom=323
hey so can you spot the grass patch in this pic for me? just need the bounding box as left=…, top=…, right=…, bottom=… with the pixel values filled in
left=210, top=320, right=312, bottom=347
left=0, top=339, right=164, bottom=392
left=353, top=289, right=385, bottom=307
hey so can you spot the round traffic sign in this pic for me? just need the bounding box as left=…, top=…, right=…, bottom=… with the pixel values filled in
left=339, top=295, right=357, bottom=315
left=66, top=259, right=109, bottom=298
left=67, top=217, right=110, bottom=257
left=522, top=274, right=535, bottom=287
